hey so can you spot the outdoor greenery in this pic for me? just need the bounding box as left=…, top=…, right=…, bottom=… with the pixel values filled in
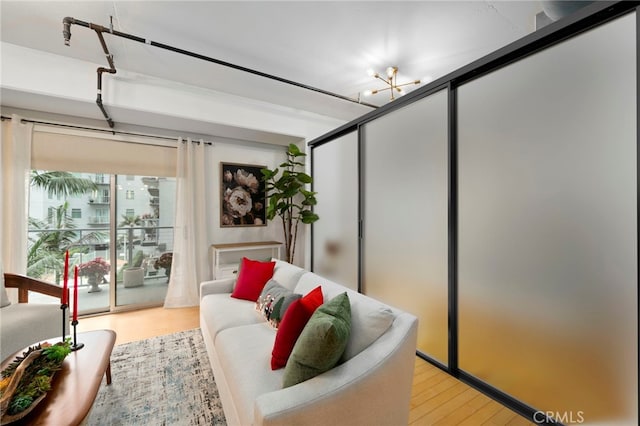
left=118, top=214, right=142, bottom=227
left=26, top=171, right=102, bottom=283
left=119, top=214, right=143, bottom=266
left=30, top=171, right=96, bottom=198
left=27, top=203, right=105, bottom=283
left=261, top=144, right=319, bottom=263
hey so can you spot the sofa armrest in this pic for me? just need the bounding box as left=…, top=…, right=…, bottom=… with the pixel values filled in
left=254, top=312, right=418, bottom=426
left=200, top=278, right=235, bottom=299
left=3, top=273, right=66, bottom=303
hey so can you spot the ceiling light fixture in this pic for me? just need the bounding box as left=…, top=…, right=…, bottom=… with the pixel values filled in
left=363, top=67, right=421, bottom=101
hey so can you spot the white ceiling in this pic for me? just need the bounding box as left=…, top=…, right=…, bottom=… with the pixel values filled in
left=1, top=0, right=550, bottom=137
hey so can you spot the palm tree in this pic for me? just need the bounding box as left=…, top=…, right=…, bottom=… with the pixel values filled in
left=27, top=202, right=106, bottom=283
left=27, top=171, right=101, bottom=283
left=119, top=214, right=142, bottom=265
left=30, top=171, right=97, bottom=197
left=118, top=214, right=142, bottom=227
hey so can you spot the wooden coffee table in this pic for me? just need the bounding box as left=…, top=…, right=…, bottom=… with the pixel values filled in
left=0, top=329, right=116, bottom=426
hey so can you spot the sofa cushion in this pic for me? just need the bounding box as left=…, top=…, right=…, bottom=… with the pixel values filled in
left=216, top=324, right=284, bottom=426
left=231, top=257, right=276, bottom=301
left=255, top=279, right=301, bottom=327
left=283, top=292, right=351, bottom=388
left=295, top=271, right=397, bottom=362
left=341, top=296, right=395, bottom=362
left=201, top=293, right=263, bottom=341
left=1, top=303, right=62, bottom=361
left=271, top=286, right=323, bottom=370
left=271, top=259, right=307, bottom=291
left=1, top=264, right=10, bottom=308
left=294, top=271, right=344, bottom=299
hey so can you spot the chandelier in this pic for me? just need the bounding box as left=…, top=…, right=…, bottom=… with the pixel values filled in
left=363, top=67, right=421, bottom=101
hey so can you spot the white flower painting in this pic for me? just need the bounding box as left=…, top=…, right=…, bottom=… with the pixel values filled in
left=221, top=163, right=267, bottom=227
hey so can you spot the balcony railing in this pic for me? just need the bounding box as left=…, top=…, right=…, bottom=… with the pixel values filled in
left=88, top=197, right=110, bottom=204
left=87, top=216, right=110, bottom=225
left=27, top=225, right=174, bottom=288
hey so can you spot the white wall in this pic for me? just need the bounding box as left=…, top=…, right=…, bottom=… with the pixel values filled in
left=1, top=42, right=347, bottom=143
left=209, top=139, right=286, bottom=246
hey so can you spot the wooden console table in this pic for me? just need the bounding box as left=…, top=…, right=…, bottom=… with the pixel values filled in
left=211, top=241, right=282, bottom=278
left=0, top=329, right=116, bottom=426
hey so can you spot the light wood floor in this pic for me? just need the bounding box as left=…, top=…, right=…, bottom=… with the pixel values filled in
left=79, top=307, right=533, bottom=425
left=78, top=306, right=200, bottom=345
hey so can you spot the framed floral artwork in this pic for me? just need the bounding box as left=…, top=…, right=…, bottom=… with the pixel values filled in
left=220, top=162, right=267, bottom=227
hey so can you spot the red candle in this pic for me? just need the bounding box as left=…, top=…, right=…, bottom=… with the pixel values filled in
left=62, top=250, right=69, bottom=305
left=73, top=265, right=79, bottom=322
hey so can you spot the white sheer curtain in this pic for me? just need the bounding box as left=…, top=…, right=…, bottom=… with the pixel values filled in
left=1, top=115, right=33, bottom=280
left=164, top=138, right=211, bottom=308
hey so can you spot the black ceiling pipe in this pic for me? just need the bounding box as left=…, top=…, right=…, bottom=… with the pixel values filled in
left=62, top=16, right=378, bottom=113
left=95, top=30, right=116, bottom=129
left=64, top=17, right=117, bottom=129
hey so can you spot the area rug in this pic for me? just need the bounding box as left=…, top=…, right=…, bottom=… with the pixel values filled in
left=87, top=328, right=226, bottom=425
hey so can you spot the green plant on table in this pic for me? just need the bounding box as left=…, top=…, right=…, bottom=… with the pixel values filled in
left=0, top=339, right=72, bottom=416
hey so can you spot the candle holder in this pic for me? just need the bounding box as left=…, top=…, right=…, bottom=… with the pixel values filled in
left=60, top=303, right=68, bottom=341
left=71, top=319, right=84, bottom=351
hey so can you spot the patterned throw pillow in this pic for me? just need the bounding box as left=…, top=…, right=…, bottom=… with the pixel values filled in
left=255, top=279, right=301, bottom=328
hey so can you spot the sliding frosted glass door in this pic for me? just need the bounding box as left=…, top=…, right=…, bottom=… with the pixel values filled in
left=311, top=132, right=359, bottom=290
left=457, top=12, right=637, bottom=423
left=362, top=89, right=449, bottom=364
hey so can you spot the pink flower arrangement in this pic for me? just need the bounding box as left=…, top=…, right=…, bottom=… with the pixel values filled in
left=78, top=257, right=110, bottom=277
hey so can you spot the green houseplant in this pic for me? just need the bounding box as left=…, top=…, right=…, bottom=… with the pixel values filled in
left=262, top=144, right=319, bottom=264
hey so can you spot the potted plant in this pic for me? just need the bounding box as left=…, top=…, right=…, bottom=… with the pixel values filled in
left=154, top=252, right=173, bottom=280
left=261, top=144, right=319, bottom=264
left=77, top=257, right=110, bottom=292
left=119, top=214, right=142, bottom=265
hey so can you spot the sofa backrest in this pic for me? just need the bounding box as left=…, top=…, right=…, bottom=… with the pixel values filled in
left=295, top=271, right=398, bottom=362
left=270, top=259, right=307, bottom=292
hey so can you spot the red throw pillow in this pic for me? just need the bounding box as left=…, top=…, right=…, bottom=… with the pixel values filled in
left=230, top=257, right=276, bottom=301
left=271, top=286, right=324, bottom=370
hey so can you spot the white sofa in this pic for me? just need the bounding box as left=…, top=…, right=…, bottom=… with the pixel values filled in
left=199, top=259, right=418, bottom=426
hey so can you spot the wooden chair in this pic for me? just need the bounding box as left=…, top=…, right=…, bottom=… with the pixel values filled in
left=3, top=273, right=65, bottom=303
left=1, top=273, right=68, bottom=361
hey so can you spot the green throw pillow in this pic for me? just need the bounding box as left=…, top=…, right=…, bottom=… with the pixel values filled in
left=282, top=292, right=351, bottom=388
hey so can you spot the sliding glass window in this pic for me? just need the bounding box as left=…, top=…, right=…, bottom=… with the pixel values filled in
left=27, top=170, right=175, bottom=314
left=114, top=175, right=176, bottom=308
left=27, top=129, right=177, bottom=314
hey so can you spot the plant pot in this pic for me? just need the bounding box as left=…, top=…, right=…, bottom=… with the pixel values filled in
left=123, top=267, right=144, bottom=288
left=87, top=274, right=103, bottom=293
